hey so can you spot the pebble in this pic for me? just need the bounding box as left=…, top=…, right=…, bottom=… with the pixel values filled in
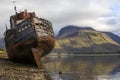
left=0, top=54, right=52, bottom=80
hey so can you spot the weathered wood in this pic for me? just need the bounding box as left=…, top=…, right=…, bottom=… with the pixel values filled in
left=4, top=10, right=55, bottom=67
left=32, top=48, right=42, bottom=69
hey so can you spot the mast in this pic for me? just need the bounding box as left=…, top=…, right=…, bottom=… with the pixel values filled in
left=11, top=0, right=17, bottom=27
left=12, top=0, right=17, bottom=13
left=5, top=24, right=8, bottom=30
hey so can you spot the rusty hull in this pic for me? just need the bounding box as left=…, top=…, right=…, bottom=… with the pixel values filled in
left=4, top=17, right=55, bottom=66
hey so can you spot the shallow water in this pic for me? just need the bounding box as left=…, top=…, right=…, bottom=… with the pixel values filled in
left=44, top=54, right=120, bottom=80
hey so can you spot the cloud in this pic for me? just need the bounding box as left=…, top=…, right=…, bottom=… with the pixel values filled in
left=0, top=0, right=120, bottom=36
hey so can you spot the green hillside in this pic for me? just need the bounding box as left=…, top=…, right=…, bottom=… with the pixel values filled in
left=0, top=48, right=6, bottom=54
left=53, top=30, right=120, bottom=54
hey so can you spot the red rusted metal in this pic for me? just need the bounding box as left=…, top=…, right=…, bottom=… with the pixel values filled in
left=4, top=10, right=55, bottom=68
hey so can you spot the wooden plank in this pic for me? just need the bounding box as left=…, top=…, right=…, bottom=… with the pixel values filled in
left=31, top=48, right=43, bottom=69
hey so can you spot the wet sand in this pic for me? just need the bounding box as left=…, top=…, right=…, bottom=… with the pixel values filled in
left=0, top=53, right=52, bottom=80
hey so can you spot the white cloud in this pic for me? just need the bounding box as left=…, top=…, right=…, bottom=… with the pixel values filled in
left=0, top=0, right=120, bottom=36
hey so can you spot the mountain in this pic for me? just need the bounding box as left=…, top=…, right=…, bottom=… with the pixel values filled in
left=57, top=25, right=95, bottom=37
left=0, top=38, right=5, bottom=49
left=103, top=32, right=120, bottom=44
left=53, top=25, right=120, bottom=54
left=0, top=25, right=120, bottom=54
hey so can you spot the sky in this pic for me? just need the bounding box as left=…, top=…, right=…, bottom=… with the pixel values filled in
left=0, top=0, right=120, bottom=37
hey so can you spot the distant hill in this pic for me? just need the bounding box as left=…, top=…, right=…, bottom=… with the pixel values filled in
left=53, top=25, right=120, bottom=54
left=0, top=38, right=5, bottom=49
left=0, top=25, right=120, bottom=54
left=103, top=32, right=120, bottom=44
left=57, top=25, right=95, bottom=37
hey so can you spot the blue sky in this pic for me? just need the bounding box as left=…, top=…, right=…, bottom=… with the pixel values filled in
left=112, top=0, right=120, bottom=16
left=0, top=0, right=120, bottom=36
left=111, top=0, right=120, bottom=34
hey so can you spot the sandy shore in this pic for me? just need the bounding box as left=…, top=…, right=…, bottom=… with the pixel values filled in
left=0, top=53, right=52, bottom=80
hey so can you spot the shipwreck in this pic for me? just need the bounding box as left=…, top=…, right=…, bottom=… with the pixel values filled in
left=4, top=3, right=55, bottom=68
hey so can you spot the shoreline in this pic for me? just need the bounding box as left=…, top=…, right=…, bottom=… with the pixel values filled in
left=49, top=53, right=120, bottom=57
left=0, top=53, right=52, bottom=80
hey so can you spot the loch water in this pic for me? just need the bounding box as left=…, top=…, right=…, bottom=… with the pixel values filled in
left=44, top=54, right=120, bottom=80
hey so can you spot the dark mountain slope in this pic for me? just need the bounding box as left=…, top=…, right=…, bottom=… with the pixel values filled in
left=0, top=38, right=5, bottom=49
left=103, top=32, right=120, bottom=44
left=53, top=26, right=120, bottom=53
left=57, top=25, right=95, bottom=37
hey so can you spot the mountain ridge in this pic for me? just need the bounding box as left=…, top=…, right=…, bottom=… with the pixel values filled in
left=0, top=25, right=120, bottom=54
left=57, top=25, right=120, bottom=44
left=0, top=38, right=5, bottom=49
left=57, top=25, right=95, bottom=37
left=53, top=25, right=120, bottom=53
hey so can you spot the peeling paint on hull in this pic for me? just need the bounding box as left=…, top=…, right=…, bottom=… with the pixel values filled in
left=4, top=17, right=55, bottom=65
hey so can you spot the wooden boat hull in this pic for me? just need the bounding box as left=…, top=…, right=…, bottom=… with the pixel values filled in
left=4, top=18, right=55, bottom=65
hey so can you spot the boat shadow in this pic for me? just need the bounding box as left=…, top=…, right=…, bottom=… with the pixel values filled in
left=0, top=56, right=37, bottom=68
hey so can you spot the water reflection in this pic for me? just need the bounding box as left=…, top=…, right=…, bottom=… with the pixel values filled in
left=44, top=54, right=120, bottom=80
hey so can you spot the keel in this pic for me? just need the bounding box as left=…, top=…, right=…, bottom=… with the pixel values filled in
left=32, top=48, right=42, bottom=69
